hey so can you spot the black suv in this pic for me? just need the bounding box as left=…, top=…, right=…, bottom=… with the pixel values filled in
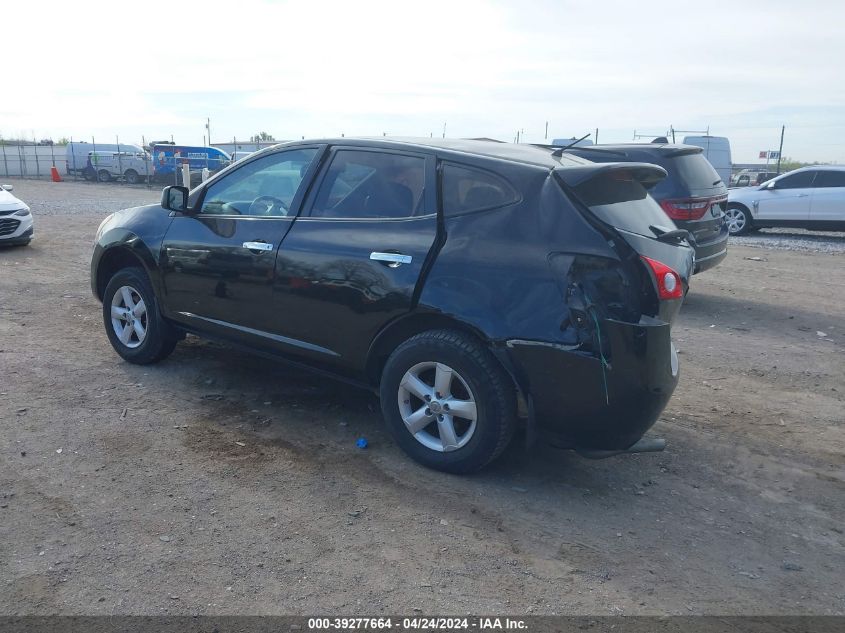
left=91, top=139, right=693, bottom=473
left=566, top=144, right=729, bottom=274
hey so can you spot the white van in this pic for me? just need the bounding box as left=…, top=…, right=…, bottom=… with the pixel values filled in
left=66, top=142, right=145, bottom=176
left=682, top=136, right=732, bottom=186
left=87, top=150, right=153, bottom=184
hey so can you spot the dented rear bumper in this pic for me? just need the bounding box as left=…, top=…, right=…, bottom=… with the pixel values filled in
left=506, top=317, right=678, bottom=451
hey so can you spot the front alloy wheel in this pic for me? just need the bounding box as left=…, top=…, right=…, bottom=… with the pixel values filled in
left=102, top=267, right=177, bottom=364
left=110, top=285, right=147, bottom=348
left=725, top=206, right=750, bottom=235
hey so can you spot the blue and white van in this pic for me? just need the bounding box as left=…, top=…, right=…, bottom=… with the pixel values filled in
left=152, top=145, right=231, bottom=183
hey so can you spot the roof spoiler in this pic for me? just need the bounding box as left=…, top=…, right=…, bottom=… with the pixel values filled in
left=555, top=162, right=668, bottom=190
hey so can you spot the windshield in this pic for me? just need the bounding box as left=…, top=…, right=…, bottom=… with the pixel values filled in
left=569, top=172, right=675, bottom=238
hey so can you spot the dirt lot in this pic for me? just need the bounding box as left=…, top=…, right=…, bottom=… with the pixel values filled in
left=1, top=179, right=843, bottom=615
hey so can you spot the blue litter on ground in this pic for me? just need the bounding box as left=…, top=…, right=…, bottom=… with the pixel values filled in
left=356, top=437, right=368, bottom=449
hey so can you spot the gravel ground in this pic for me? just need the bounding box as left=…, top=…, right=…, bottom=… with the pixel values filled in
left=730, top=228, right=845, bottom=254
left=1, top=178, right=844, bottom=616
left=6, top=179, right=160, bottom=216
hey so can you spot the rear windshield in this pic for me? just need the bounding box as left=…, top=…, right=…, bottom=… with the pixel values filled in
left=569, top=172, right=672, bottom=237
left=652, top=153, right=722, bottom=196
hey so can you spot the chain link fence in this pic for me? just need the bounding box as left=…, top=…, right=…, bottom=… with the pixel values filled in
left=0, top=138, right=278, bottom=187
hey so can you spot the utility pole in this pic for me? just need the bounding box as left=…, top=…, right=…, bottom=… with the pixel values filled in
left=442, top=122, right=446, bottom=139
left=595, top=128, right=599, bottom=144
left=544, top=121, right=548, bottom=140
left=776, top=125, right=785, bottom=175
left=205, top=118, right=211, bottom=146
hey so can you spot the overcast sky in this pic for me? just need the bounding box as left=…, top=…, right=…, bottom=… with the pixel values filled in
left=3, top=0, right=843, bottom=163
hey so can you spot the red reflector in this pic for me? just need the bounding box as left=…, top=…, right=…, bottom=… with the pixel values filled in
left=641, top=256, right=684, bottom=300
left=659, top=198, right=711, bottom=221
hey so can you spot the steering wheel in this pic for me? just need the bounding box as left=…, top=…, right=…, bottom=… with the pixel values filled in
left=248, top=195, right=288, bottom=216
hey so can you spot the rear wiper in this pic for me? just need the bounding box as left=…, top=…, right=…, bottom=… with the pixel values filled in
left=552, top=132, right=592, bottom=157
left=649, top=224, right=692, bottom=244
left=713, top=179, right=723, bottom=186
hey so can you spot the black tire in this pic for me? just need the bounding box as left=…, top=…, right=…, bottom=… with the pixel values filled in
left=97, top=169, right=112, bottom=183
left=380, top=329, right=516, bottom=473
left=725, top=204, right=752, bottom=236
left=124, top=169, right=139, bottom=184
left=102, top=267, right=178, bottom=364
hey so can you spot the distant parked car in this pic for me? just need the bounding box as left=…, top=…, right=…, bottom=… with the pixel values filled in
left=0, top=184, right=33, bottom=246
left=91, top=138, right=693, bottom=473
left=731, top=170, right=777, bottom=188
left=726, top=166, right=845, bottom=235
left=566, top=143, right=729, bottom=274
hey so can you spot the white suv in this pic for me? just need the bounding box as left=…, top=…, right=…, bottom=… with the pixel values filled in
left=0, top=184, right=33, bottom=246
left=726, top=165, right=845, bottom=235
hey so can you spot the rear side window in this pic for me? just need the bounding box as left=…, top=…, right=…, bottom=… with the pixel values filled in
left=441, top=163, right=519, bottom=215
left=570, top=171, right=672, bottom=238
left=775, top=171, right=816, bottom=189
left=814, top=171, right=845, bottom=188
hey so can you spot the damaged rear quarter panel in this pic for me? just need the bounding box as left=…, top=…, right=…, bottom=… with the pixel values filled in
left=418, top=165, right=679, bottom=450
left=417, top=167, right=620, bottom=343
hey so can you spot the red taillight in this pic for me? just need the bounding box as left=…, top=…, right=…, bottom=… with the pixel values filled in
left=641, top=256, right=683, bottom=300
left=659, top=198, right=712, bottom=221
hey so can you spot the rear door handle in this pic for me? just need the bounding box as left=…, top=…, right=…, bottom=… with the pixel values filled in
left=370, top=252, right=412, bottom=267
left=242, top=241, right=274, bottom=252
left=797, top=193, right=810, bottom=197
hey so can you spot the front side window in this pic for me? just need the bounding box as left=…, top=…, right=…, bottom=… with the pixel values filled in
left=310, top=150, right=426, bottom=219
left=441, top=163, right=519, bottom=215
left=774, top=171, right=816, bottom=189
left=200, top=148, right=317, bottom=216
left=814, top=170, right=845, bottom=188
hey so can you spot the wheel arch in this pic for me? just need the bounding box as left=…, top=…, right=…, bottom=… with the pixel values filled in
left=94, top=242, right=156, bottom=301
left=365, top=312, right=526, bottom=406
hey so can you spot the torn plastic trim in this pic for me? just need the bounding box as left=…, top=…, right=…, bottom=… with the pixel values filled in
left=554, top=162, right=667, bottom=190
left=505, top=339, right=582, bottom=352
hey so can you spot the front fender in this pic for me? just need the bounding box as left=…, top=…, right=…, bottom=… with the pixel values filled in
left=90, top=204, right=174, bottom=300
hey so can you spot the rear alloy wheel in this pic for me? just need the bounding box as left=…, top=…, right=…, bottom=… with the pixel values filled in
left=124, top=169, right=139, bottom=184
left=725, top=205, right=751, bottom=235
left=398, top=361, right=478, bottom=452
left=97, top=169, right=112, bottom=183
left=380, top=329, right=516, bottom=473
left=102, top=267, right=177, bottom=364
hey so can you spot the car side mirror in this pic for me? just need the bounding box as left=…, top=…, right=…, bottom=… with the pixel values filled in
left=764, top=181, right=776, bottom=190
left=162, top=185, right=189, bottom=212
left=1, top=184, right=13, bottom=192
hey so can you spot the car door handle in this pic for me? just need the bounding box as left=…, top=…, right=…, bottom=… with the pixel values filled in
left=797, top=193, right=809, bottom=197
left=370, top=252, right=412, bottom=267
left=242, top=241, right=274, bottom=252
